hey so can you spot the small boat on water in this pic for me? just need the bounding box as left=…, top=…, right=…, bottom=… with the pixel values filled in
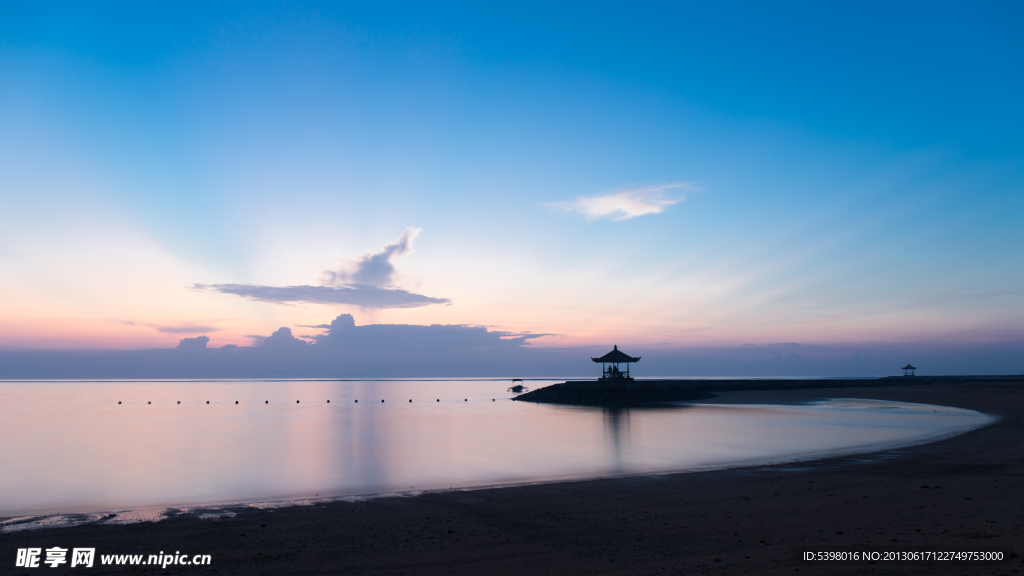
left=508, top=379, right=527, bottom=394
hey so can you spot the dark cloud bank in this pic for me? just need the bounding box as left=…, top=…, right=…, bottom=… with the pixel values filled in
left=0, top=316, right=550, bottom=379
left=1, top=315, right=1022, bottom=379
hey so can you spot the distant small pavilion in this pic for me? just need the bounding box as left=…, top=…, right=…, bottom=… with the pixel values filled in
left=592, top=345, right=641, bottom=382
left=902, top=363, right=917, bottom=376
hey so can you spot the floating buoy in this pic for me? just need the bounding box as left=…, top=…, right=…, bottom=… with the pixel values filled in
left=492, top=399, right=495, bottom=401
left=265, top=400, right=268, bottom=404
left=436, top=399, right=439, bottom=402
left=409, top=399, right=412, bottom=402
left=381, top=399, right=384, bottom=403
left=296, top=400, right=300, bottom=404
left=464, top=399, right=467, bottom=402
left=235, top=401, right=238, bottom=404
left=327, top=400, right=330, bottom=403
left=177, top=401, right=180, bottom=404
left=206, top=401, right=209, bottom=404
left=354, top=399, right=358, bottom=403
left=118, top=401, right=121, bottom=404
left=147, top=401, right=151, bottom=404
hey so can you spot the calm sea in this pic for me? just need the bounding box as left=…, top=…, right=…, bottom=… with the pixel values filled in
left=0, top=379, right=993, bottom=519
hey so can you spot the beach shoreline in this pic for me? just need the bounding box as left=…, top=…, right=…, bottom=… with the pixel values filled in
left=3, top=381, right=1022, bottom=575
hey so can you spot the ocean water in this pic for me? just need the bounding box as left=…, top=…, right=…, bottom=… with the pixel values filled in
left=0, top=379, right=993, bottom=518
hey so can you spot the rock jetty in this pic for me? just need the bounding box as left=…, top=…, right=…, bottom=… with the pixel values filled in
left=511, top=375, right=1007, bottom=407
left=512, top=380, right=714, bottom=406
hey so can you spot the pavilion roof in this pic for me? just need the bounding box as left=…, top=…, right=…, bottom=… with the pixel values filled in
left=592, top=345, right=641, bottom=363
left=902, top=364, right=916, bottom=370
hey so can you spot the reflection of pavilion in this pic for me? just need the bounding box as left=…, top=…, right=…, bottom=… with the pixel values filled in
left=592, top=345, right=641, bottom=382
left=602, top=408, right=630, bottom=472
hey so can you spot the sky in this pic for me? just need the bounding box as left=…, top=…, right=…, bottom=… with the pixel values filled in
left=1, top=2, right=1022, bottom=375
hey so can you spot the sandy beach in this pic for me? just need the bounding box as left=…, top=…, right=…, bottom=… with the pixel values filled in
left=3, top=381, right=1022, bottom=575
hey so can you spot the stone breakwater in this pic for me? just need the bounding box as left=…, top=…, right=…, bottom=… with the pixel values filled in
left=511, top=376, right=1010, bottom=407
left=511, top=380, right=715, bottom=406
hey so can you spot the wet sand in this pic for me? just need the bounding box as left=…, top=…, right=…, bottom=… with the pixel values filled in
left=3, top=381, right=1022, bottom=575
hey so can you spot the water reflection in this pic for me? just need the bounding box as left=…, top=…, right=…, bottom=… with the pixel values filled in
left=0, top=380, right=994, bottom=516
left=602, top=408, right=630, bottom=472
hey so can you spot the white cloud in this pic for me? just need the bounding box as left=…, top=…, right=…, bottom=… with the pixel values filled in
left=321, top=226, right=420, bottom=287
left=194, top=227, right=450, bottom=309
left=549, top=183, right=691, bottom=220
left=192, top=283, right=450, bottom=309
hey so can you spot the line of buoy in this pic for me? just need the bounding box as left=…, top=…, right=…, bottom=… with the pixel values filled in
left=120, top=398, right=506, bottom=405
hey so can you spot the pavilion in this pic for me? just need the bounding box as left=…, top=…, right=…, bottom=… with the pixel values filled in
left=902, top=363, right=917, bottom=376
left=592, top=345, right=641, bottom=382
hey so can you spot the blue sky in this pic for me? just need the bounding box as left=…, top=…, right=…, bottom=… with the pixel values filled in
left=1, top=2, right=1022, bottom=364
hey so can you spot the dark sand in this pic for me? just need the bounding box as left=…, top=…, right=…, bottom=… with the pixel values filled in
left=4, top=381, right=1022, bottom=575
